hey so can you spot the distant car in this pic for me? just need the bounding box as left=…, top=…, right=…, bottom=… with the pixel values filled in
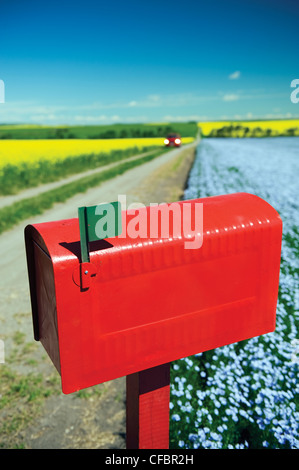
left=164, top=133, right=181, bottom=147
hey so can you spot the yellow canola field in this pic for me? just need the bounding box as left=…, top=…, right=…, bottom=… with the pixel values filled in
left=0, top=137, right=194, bottom=169
left=198, top=119, right=299, bottom=135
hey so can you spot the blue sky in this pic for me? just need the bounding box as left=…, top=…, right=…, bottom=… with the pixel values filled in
left=0, top=0, right=298, bottom=125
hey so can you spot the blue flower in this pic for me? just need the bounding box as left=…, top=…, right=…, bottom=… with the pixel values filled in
left=172, top=137, right=299, bottom=450
left=172, top=414, right=180, bottom=422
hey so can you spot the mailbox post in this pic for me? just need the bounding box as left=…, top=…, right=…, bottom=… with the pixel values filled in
left=126, top=363, right=171, bottom=449
left=24, top=193, right=282, bottom=449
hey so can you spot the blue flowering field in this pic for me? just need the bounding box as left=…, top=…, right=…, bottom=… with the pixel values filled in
left=169, top=137, right=299, bottom=449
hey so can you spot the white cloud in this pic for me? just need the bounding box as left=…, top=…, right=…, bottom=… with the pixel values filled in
left=147, top=94, right=161, bottom=102
left=31, top=113, right=60, bottom=121
left=163, top=114, right=209, bottom=122
left=74, top=115, right=109, bottom=122
left=264, top=112, right=294, bottom=119
left=222, top=93, right=240, bottom=102
left=228, top=71, right=241, bottom=80
left=111, top=115, right=121, bottom=121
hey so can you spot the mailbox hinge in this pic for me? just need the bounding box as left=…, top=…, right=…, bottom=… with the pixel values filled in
left=77, top=202, right=122, bottom=290
left=72, top=262, right=97, bottom=290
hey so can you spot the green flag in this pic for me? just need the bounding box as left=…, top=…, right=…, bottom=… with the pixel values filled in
left=78, top=201, right=122, bottom=263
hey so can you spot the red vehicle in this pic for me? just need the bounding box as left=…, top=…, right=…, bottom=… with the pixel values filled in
left=164, top=133, right=181, bottom=147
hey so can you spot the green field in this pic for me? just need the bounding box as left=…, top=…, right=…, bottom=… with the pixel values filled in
left=0, top=122, right=198, bottom=140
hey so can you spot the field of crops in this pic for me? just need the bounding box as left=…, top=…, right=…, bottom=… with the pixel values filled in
left=170, top=137, right=299, bottom=449
left=0, top=137, right=195, bottom=168
left=0, top=122, right=198, bottom=140
left=0, top=137, right=194, bottom=195
left=199, top=119, right=299, bottom=138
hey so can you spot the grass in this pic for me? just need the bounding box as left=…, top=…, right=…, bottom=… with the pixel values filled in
left=0, top=122, right=198, bottom=140
left=0, top=147, right=171, bottom=234
left=12, top=331, right=26, bottom=345
left=0, top=360, right=61, bottom=448
left=0, top=324, right=109, bottom=448
left=0, top=138, right=194, bottom=195
left=0, top=145, right=155, bottom=195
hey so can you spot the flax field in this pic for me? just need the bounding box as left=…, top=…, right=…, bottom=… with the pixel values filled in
left=170, top=137, right=299, bottom=449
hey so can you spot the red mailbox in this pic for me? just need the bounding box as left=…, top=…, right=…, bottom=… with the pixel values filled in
left=25, top=193, right=282, bottom=395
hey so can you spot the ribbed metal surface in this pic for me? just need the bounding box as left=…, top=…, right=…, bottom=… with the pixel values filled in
left=25, top=193, right=282, bottom=394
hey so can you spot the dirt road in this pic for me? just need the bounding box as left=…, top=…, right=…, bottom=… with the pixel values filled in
left=0, top=141, right=197, bottom=449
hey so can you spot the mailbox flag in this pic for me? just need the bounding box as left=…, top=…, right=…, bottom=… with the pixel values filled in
left=78, top=201, right=122, bottom=263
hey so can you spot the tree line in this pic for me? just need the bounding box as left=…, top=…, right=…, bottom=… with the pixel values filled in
left=205, top=125, right=299, bottom=138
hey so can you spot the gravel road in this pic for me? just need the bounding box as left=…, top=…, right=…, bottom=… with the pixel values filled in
left=0, top=141, right=197, bottom=449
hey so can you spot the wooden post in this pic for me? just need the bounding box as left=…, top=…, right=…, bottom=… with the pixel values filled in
left=126, top=363, right=171, bottom=449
